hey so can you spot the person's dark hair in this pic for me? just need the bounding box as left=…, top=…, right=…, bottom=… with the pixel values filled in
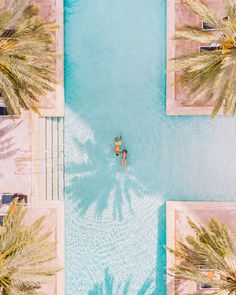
left=122, top=149, right=128, bottom=153
left=115, top=135, right=122, bottom=142
left=116, top=153, right=119, bottom=156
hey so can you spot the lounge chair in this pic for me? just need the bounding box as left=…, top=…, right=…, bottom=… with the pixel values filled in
left=199, top=45, right=220, bottom=52
left=2, top=194, right=13, bottom=204
left=2, top=193, right=28, bottom=204
left=202, top=17, right=228, bottom=31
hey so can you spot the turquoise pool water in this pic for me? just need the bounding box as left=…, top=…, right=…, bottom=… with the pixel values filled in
left=64, top=0, right=236, bottom=294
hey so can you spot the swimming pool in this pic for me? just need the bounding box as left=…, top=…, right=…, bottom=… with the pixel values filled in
left=64, top=0, right=236, bottom=294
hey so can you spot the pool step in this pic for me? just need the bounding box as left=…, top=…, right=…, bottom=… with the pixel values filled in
left=39, top=117, right=64, bottom=201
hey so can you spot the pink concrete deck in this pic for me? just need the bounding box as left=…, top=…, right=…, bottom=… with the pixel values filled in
left=166, top=201, right=236, bottom=294
left=167, top=0, right=226, bottom=116
left=24, top=202, right=64, bottom=295
left=0, top=113, right=36, bottom=198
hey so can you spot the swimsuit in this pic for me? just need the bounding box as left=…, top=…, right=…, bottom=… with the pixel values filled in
left=122, top=153, right=127, bottom=160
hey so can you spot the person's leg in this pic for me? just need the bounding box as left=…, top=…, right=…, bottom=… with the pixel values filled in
left=119, top=160, right=123, bottom=171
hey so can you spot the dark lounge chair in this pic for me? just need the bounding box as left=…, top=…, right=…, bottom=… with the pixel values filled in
left=2, top=194, right=13, bottom=204
left=0, top=106, right=8, bottom=115
left=199, top=45, right=220, bottom=52
left=2, top=193, right=28, bottom=204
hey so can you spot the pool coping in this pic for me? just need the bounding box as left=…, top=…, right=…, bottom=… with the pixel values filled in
left=39, top=0, right=65, bottom=117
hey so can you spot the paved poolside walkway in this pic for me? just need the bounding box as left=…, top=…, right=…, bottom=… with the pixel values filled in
left=0, top=113, right=35, bottom=197
left=25, top=202, right=64, bottom=295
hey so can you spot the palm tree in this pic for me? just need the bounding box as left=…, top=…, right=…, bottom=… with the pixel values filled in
left=0, top=201, right=60, bottom=294
left=167, top=216, right=236, bottom=294
left=0, top=0, right=57, bottom=115
left=173, top=0, right=236, bottom=117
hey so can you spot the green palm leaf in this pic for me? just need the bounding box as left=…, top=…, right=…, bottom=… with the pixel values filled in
left=185, top=0, right=226, bottom=29
left=173, top=0, right=236, bottom=116
left=0, top=0, right=57, bottom=115
left=224, top=0, right=236, bottom=21
left=0, top=201, right=60, bottom=294
left=167, top=217, right=236, bottom=293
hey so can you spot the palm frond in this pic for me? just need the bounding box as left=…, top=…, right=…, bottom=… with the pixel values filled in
left=0, top=0, right=4, bottom=9
left=0, top=0, right=57, bottom=115
left=175, top=26, right=220, bottom=44
left=224, top=0, right=236, bottom=21
left=167, top=216, right=236, bottom=293
left=185, top=0, right=226, bottom=29
left=0, top=201, right=61, bottom=293
left=173, top=0, right=236, bottom=116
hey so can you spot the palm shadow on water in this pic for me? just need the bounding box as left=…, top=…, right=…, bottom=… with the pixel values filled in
left=64, top=0, right=80, bottom=21
left=65, top=137, right=155, bottom=220
left=65, top=109, right=161, bottom=221
left=88, top=268, right=155, bottom=295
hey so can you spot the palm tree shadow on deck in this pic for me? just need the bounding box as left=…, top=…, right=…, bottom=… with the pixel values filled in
left=0, top=120, right=21, bottom=160
left=88, top=268, right=155, bottom=295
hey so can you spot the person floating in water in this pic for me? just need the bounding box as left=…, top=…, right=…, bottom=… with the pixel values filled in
left=119, top=149, right=128, bottom=171
left=111, top=135, right=122, bottom=156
